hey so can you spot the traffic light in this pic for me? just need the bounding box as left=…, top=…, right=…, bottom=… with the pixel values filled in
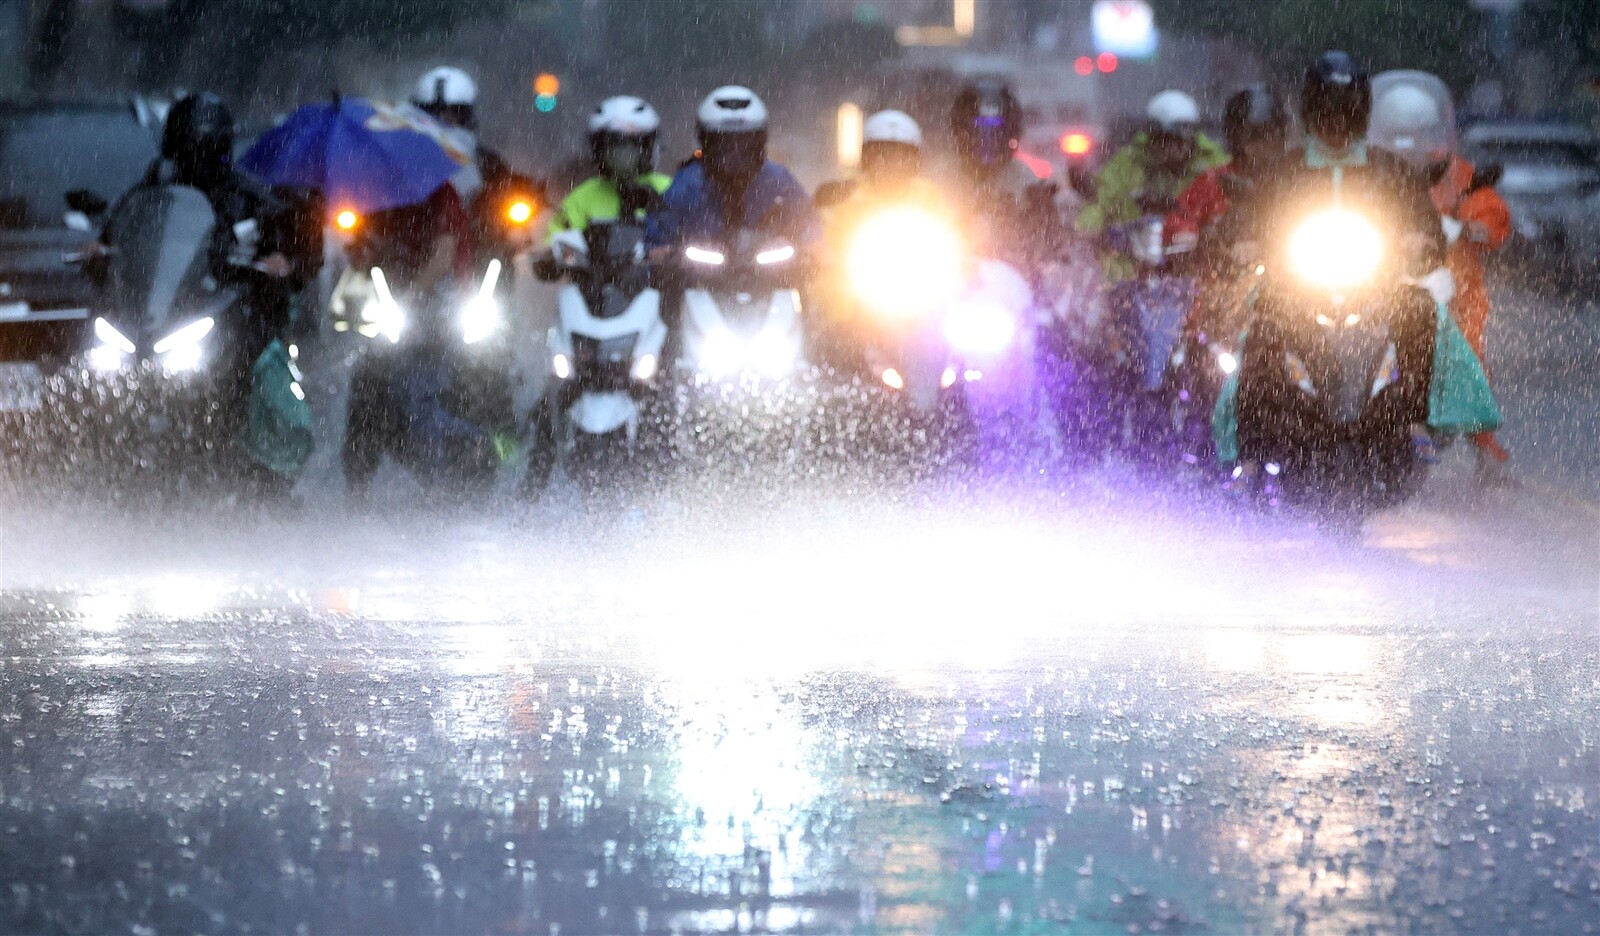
left=534, top=73, right=560, bottom=112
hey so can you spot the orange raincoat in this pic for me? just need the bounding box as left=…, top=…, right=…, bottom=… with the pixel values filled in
left=1431, top=155, right=1512, bottom=459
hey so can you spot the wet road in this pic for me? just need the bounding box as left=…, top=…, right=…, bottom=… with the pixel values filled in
left=0, top=283, right=1597, bottom=934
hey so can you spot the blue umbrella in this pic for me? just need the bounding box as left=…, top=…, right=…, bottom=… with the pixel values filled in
left=239, top=96, right=468, bottom=213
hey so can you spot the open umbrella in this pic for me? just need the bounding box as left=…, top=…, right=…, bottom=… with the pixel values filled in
left=239, top=96, right=467, bottom=213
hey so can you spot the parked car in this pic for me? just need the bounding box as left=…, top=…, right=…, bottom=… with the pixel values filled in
left=0, top=101, right=159, bottom=412
left=1460, top=120, right=1600, bottom=279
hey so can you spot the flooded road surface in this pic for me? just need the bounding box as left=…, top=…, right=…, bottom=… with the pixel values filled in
left=1, top=467, right=1595, bottom=935
left=0, top=281, right=1597, bottom=934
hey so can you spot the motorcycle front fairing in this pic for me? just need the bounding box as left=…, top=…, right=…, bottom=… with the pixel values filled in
left=550, top=284, right=666, bottom=440
left=89, top=185, right=242, bottom=379
left=678, top=229, right=805, bottom=382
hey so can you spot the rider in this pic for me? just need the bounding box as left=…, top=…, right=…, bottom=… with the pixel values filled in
left=1165, top=85, right=1293, bottom=340
left=645, top=85, right=819, bottom=254
left=549, top=95, right=672, bottom=235
left=1368, top=81, right=1514, bottom=474
left=813, top=109, right=956, bottom=369
left=1232, top=51, right=1447, bottom=469
left=947, top=77, right=1063, bottom=268
left=411, top=66, right=516, bottom=206
left=1076, top=90, right=1229, bottom=281
left=94, top=92, right=321, bottom=492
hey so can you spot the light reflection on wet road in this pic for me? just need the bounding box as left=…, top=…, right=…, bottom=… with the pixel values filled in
left=1, top=467, right=1596, bottom=934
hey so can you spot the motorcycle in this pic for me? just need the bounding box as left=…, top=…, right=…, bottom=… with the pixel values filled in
left=834, top=204, right=1032, bottom=452
left=1230, top=205, right=1433, bottom=510
left=66, top=183, right=310, bottom=492
left=676, top=227, right=805, bottom=383
left=525, top=221, right=666, bottom=494
left=328, top=193, right=529, bottom=497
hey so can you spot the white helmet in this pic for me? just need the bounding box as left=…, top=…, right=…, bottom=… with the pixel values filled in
left=863, top=110, right=922, bottom=147
left=588, top=95, right=661, bottom=135
left=1146, top=90, right=1200, bottom=130
left=413, top=66, right=477, bottom=108
left=696, top=86, right=768, bottom=134
left=1369, top=73, right=1454, bottom=167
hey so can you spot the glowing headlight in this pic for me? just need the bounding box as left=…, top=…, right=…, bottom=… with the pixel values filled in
left=756, top=244, right=795, bottom=265
left=552, top=353, right=572, bottom=380
left=631, top=353, right=659, bottom=382
left=152, top=316, right=215, bottom=373
left=944, top=302, right=1017, bottom=355
left=685, top=245, right=726, bottom=266
left=1288, top=210, right=1383, bottom=290
left=1215, top=350, right=1239, bottom=375
left=847, top=208, right=964, bottom=319
left=881, top=367, right=904, bottom=390
left=461, top=258, right=504, bottom=345
left=90, top=317, right=136, bottom=371
left=358, top=267, right=406, bottom=343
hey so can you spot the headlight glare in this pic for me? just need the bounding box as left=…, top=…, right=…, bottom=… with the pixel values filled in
left=847, top=208, right=964, bottom=318
left=1288, top=210, right=1383, bottom=290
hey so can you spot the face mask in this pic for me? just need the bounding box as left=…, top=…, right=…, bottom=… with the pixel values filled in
left=601, top=141, right=645, bottom=181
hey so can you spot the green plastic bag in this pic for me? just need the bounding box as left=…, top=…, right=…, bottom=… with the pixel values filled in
left=1428, top=304, right=1502, bottom=435
left=239, top=339, right=313, bottom=479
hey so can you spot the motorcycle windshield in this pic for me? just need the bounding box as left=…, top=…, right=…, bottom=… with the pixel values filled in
left=1369, top=71, right=1456, bottom=169
left=101, top=185, right=217, bottom=340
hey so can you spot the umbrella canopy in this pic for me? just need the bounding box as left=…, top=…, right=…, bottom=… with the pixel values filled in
left=239, top=97, right=468, bottom=213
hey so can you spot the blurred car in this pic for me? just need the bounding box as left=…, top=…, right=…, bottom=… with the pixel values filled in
left=0, top=100, right=159, bottom=411
left=1460, top=121, right=1600, bottom=277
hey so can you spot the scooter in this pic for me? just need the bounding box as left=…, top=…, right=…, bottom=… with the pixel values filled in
left=525, top=221, right=666, bottom=495
left=66, top=182, right=310, bottom=492
left=1230, top=205, right=1433, bottom=511
left=329, top=206, right=519, bottom=498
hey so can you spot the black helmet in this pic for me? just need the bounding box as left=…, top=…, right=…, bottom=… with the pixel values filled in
left=161, top=92, right=235, bottom=185
left=1223, top=85, right=1290, bottom=156
left=950, top=77, right=1022, bottom=172
left=1301, top=51, right=1371, bottom=147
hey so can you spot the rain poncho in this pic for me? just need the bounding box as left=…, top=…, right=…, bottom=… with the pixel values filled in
left=548, top=172, right=672, bottom=236
left=1075, top=131, right=1229, bottom=282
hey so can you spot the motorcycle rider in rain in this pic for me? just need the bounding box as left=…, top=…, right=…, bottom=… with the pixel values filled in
left=1165, top=85, right=1293, bottom=342
left=1075, top=90, right=1228, bottom=452
left=411, top=66, right=518, bottom=208
left=645, top=85, right=820, bottom=351
left=646, top=86, right=819, bottom=256
left=549, top=96, right=671, bottom=235
left=812, top=109, right=957, bottom=372
left=93, top=92, right=321, bottom=495
left=946, top=77, right=1065, bottom=271
left=1367, top=81, right=1514, bottom=480
left=1231, top=51, right=1446, bottom=476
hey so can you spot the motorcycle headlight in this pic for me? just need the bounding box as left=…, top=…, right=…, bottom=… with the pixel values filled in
left=944, top=301, right=1016, bottom=355
left=631, top=353, right=659, bottom=382
left=152, top=316, right=215, bottom=373
left=1288, top=210, right=1384, bottom=290
left=461, top=259, right=504, bottom=346
left=685, top=245, right=726, bottom=266
left=847, top=207, right=964, bottom=319
left=90, top=317, right=136, bottom=371
left=359, top=267, right=405, bottom=343
left=698, top=329, right=746, bottom=377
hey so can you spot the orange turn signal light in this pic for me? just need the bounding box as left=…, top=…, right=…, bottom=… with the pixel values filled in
left=506, top=200, right=534, bottom=225
left=335, top=209, right=360, bottom=231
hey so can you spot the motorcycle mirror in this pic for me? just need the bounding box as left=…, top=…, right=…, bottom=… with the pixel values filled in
left=1469, top=162, right=1503, bottom=192
left=1065, top=165, right=1098, bottom=201
left=65, top=189, right=109, bottom=217
left=63, top=211, right=93, bottom=232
